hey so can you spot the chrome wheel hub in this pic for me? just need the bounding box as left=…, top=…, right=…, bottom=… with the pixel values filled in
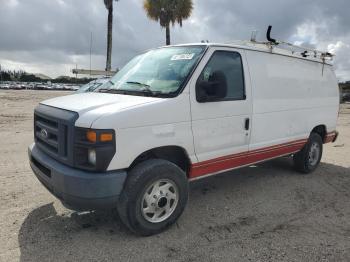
left=141, top=179, right=179, bottom=223
left=308, top=142, right=320, bottom=166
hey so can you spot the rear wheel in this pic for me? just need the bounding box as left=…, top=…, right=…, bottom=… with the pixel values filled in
left=293, top=133, right=323, bottom=174
left=117, top=159, right=188, bottom=236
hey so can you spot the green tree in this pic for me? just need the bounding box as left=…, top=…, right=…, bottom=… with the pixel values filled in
left=103, top=0, right=119, bottom=71
left=143, top=0, right=193, bottom=45
left=19, top=73, right=41, bottom=82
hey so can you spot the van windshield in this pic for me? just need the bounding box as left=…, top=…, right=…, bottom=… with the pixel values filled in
left=96, top=46, right=206, bottom=97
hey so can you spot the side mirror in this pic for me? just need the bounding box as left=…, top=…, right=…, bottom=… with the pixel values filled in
left=196, top=70, right=227, bottom=102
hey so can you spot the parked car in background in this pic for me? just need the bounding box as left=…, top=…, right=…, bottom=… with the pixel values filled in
left=0, top=83, right=10, bottom=89
left=76, top=77, right=110, bottom=93
left=342, top=92, right=350, bottom=103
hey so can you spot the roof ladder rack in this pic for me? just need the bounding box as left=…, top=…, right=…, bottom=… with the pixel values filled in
left=264, top=25, right=334, bottom=61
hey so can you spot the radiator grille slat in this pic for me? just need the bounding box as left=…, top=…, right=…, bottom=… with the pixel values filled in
left=34, top=105, right=78, bottom=167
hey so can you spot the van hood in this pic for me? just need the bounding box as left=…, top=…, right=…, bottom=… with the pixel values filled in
left=41, top=93, right=162, bottom=115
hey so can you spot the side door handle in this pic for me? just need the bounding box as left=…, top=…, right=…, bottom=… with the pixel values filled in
left=245, top=118, right=250, bottom=131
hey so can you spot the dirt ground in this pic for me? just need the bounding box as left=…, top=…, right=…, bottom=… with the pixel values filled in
left=0, top=90, right=349, bottom=262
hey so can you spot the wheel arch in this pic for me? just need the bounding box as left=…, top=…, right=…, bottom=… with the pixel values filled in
left=310, top=125, right=327, bottom=142
left=129, top=146, right=192, bottom=176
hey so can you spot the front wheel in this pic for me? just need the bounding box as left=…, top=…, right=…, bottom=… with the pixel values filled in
left=117, top=159, right=188, bottom=236
left=293, top=133, right=323, bottom=174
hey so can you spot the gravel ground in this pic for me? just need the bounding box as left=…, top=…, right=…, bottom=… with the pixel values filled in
left=0, top=90, right=349, bottom=262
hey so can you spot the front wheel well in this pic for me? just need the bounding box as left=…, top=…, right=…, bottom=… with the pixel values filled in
left=311, top=125, right=327, bottom=142
left=129, top=146, right=191, bottom=175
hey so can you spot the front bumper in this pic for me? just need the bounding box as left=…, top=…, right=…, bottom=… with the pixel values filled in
left=28, top=143, right=127, bottom=211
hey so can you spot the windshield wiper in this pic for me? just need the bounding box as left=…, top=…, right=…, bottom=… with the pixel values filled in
left=125, top=81, right=166, bottom=97
left=98, top=86, right=169, bottom=98
left=137, top=88, right=165, bottom=97
left=126, top=81, right=151, bottom=88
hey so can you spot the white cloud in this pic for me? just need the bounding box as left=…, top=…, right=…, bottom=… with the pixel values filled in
left=327, top=41, right=350, bottom=81
left=292, top=22, right=320, bottom=45
left=6, top=0, right=19, bottom=8
left=328, top=41, right=349, bottom=54
left=56, top=0, right=66, bottom=6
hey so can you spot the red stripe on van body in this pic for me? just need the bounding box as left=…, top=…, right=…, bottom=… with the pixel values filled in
left=189, top=139, right=308, bottom=179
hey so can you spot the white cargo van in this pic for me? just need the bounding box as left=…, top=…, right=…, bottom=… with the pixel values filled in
left=28, top=40, right=339, bottom=236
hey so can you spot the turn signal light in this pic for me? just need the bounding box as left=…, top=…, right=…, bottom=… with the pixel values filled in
left=86, top=130, right=97, bottom=143
left=86, top=130, right=113, bottom=143
left=100, top=133, right=113, bottom=142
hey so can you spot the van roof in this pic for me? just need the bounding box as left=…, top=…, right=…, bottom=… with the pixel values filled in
left=169, top=42, right=333, bottom=66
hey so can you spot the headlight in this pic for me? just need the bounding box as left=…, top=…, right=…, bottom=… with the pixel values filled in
left=88, top=149, right=96, bottom=165
left=74, top=128, right=116, bottom=171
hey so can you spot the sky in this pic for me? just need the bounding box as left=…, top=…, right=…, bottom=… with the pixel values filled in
left=0, top=0, right=349, bottom=81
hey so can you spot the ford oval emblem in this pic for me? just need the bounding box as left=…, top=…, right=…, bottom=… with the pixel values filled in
left=40, top=129, right=48, bottom=139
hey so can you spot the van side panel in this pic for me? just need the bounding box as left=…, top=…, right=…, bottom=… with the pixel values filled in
left=246, top=50, right=339, bottom=151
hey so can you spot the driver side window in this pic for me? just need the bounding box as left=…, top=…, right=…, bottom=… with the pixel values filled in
left=196, top=51, right=245, bottom=102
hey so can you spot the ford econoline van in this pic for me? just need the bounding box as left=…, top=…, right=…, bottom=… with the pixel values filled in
left=29, top=42, right=339, bottom=236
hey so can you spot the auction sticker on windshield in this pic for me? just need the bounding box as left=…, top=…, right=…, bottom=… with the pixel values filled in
left=171, top=53, right=195, bottom=61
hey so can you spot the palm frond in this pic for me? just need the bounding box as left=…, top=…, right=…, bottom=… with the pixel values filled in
left=143, top=0, right=193, bottom=27
left=175, top=0, right=193, bottom=27
left=104, top=0, right=113, bottom=9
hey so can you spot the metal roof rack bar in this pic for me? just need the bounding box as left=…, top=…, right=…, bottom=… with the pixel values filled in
left=263, top=25, right=334, bottom=60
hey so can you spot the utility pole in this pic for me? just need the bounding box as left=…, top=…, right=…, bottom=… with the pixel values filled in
left=0, top=64, right=3, bottom=83
left=104, top=0, right=119, bottom=72
left=105, top=2, right=113, bottom=71
left=90, top=32, right=93, bottom=77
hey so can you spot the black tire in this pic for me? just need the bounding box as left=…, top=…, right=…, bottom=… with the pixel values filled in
left=117, top=159, right=189, bottom=236
left=293, top=133, right=323, bottom=174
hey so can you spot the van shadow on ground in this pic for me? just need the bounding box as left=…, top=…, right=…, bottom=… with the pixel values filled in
left=18, top=158, right=350, bottom=262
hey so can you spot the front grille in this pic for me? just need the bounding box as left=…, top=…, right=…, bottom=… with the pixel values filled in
left=35, top=114, right=62, bottom=155
left=34, top=104, right=78, bottom=166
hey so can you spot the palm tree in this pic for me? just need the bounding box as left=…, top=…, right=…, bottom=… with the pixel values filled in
left=103, top=0, right=119, bottom=72
left=143, top=0, right=193, bottom=46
